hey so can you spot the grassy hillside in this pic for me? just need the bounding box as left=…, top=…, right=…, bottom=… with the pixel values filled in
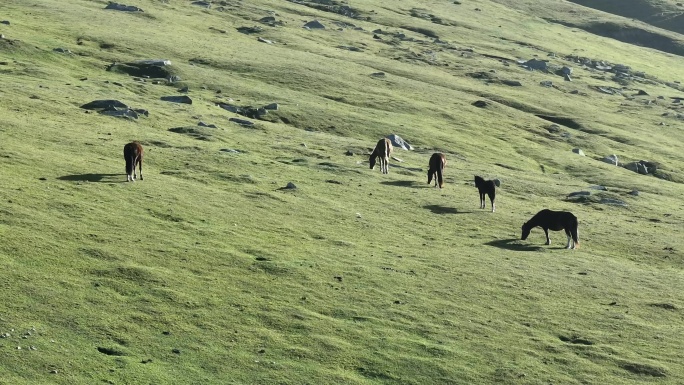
left=1, top=0, right=683, bottom=384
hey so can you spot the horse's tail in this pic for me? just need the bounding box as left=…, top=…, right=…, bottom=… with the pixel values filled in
left=572, top=216, right=580, bottom=248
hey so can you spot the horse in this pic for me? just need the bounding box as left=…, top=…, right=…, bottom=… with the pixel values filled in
left=474, top=175, right=496, bottom=212
left=521, top=209, right=580, bottom=249
left=123, top=141, right=144, bottom=182
left=369, top=138, right=392, bottom=174
left=427, top=153, right=446, bottom=188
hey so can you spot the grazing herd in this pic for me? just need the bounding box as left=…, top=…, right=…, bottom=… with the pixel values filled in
left=123, top=137, right=581, bottom=250
left=367, top=137, right=581, bottom=249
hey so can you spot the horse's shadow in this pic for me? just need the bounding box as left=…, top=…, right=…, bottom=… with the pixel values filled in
left=423, top=205, right=472, bottom=215
left=485, top=238, right=544, bottom=252
left=380, top=180, right=425, bottom=188
left=57, top=174, right=123, bottom=183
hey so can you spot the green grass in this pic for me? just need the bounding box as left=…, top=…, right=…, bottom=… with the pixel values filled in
left=1, top=0, right=684, bottom=383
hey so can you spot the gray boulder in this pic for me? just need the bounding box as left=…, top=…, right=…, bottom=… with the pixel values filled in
left=602, top=154, right=619, bottom=166
left=161, top=95, right=192, bottom=104
left=80, top=100, right=128, bottom=110
left=521, top=58, right=548, bottom=71
left=104, top=2, right=143, bottom=12
left=229, top=118, right=254, bottom=126
left=572, top=148, right=585, bottom=156
left=304, top=20, right=325, bottom=29
left=386, top=134, right=413, bottom=150
left=263, top=103, right=279, bottom=110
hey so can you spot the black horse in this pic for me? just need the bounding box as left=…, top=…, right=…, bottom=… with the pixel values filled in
left=474, top=175, right=496, bottom=212
left=123, top=141, right=144, bottom=182
left=521, top=209, right=579, bottom=249
left=427, top=153, right=446, bottom=188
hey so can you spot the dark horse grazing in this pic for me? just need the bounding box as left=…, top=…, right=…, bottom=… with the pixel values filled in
left=521, top=209, right=579, bottom=249
left=370, top=138, right=393, bottom=174
left=427, top=153, right=447, bottom=188
left=474, top=175, right=496, bottom=212
left=123, top=141, right=144, bottom=182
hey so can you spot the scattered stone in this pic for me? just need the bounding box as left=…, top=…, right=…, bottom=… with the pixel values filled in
left=602, top=154, right=619, bottom=166
left=219, top=148, right=241, bottom=153
left=178, top=86, right=189, bottom=93
left=589, top=185, right=607, bottom=190
left=540, top=80, right=553, bottom=87
left=338, top=46, right=362, bottom=52
left=303, top=20, right=325, bottom=29
left=370, top=72, right=385, bottom=77
left=172, top=348, right=181, bottom=354
left=80, top=99, right=128, bottom=110
left=520, top=58, right=548, bottom=71
left=472, top=100, right=490, bottom=108
left=568, top=191, right=591, bottom=197
left=53, top=48, right=71, bottom=54
left=572, top=148, right=585, bottom=156
left=229, top=118, right=254, bottom=126
left=547, top=124, right=561, bottom=133
left=629, top=190, right=640, bottom=196
left=107, top=60, right=174, bottom=79
left=259, top=16, right=276, bottom=24
left=104, top=2, right=143, bottom=12
left=198, top=121, right=217, bottom=128
left=624, top=160, right=657, bottom=175
left=258, top=37, right=274, bottom=44
left=1, top=20, right=10, bottom=25
left=191, top=1, right=211, bottom=7
left=501, top=79, right=522, bottom=86
left=161, top=95, right=192, bottom=104
left=284, top=182, right=297, bottom=189
left=263, top=103, right=279, bottom=110
left=637, top=90, right=649, bottom=96
left=236, top=26, right=264, bottom=35
left=386, top=134, right=413, bottom=150
left=599, top=198, right=627, bottom=206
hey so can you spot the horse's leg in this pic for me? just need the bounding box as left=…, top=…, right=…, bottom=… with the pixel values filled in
left=479, top=193, right=484, bottom=209
left=138, top=157, right=143, bottom=180
left=543, top=228, right=550, bottom=245
left=490, top=195, right=495, bottom=212
left=565, top=230, right=572, bottom=249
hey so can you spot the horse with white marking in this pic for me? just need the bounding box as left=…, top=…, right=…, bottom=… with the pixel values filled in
left=474, top=175, right=497, bottom=212
left=521, top=209, right=579, bottom=249
left=123, top=141, right=144, bottom=182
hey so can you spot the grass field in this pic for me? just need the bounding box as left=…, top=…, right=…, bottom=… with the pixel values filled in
left=1, top=0, right=683, bottom=383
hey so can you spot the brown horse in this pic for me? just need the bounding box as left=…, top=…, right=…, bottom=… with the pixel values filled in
left=123, top=141, right=144, bottom=182
left=369, top=138, right=392, bottom=174
left=521, top=209, right=579, bottom=249
left=474, top=175, right=496, bottom=212
left=427, top=153, right=446, bottom=188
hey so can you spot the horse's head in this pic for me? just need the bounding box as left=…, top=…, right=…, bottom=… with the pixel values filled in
left=521, top=222, right=531, bottom=240
left=369, top=155, right=376, bottom=170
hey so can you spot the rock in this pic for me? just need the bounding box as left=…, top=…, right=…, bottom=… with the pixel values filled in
left=501, top=80, right=522, bottom=86
left=629, top=190, right=640, bottom=196
left=370, top=72, right=386, bottom=77
left=100, top=107, right=141, bottom=119
left=284, top=182, right=297, bottom=189
left=572, top=148, right=585, bottom=156
left=599, top=198, right=627, bottom=206
left=624, top=160, right=657, bottom=175
left=104, top=2, right=143, bottom=12
left=229, top=118, right=254, bottom=126
left=258, top=37, right=274, bottom=44
left=540, top=80, right=553, bottom=87
left=220, top=148, right=241, bottom=153
left=259, top=16, right=276, bottom=23
left=568, top=191, right=591, bottom=197
left=161, top=95, right=192, bottom=104
left=637, top=90, right=649, bottom=96
left=236, top=26, right=264, bottom=34
left=80, top=99, right=128, bottom=110
left=218, top=103, right=239, bottom=113
left=107, top=60, right=174, bottom=78
left=178, top=86, right=189, bottom=93
left=547, top=124, right=561, bottom=133
left=1, top=20, right=10, bottom=25
left=191, top=1, right=211, bottom=7
left=602, top=154, right=619, bottom=166
left=198, top=121, right=217, bottom=128
left=521, top=58, right=548, bottom=71
left=472, top=100, right=489, bottom=108
left=386, top=134, right=413, bottom=150
left=263, top=103, right=279, bottom=110
left=303, top=20, right=325, bottom=29
left=589, top=185, right=607, bottom=190
left=53, top=48, right=71, bottom=54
